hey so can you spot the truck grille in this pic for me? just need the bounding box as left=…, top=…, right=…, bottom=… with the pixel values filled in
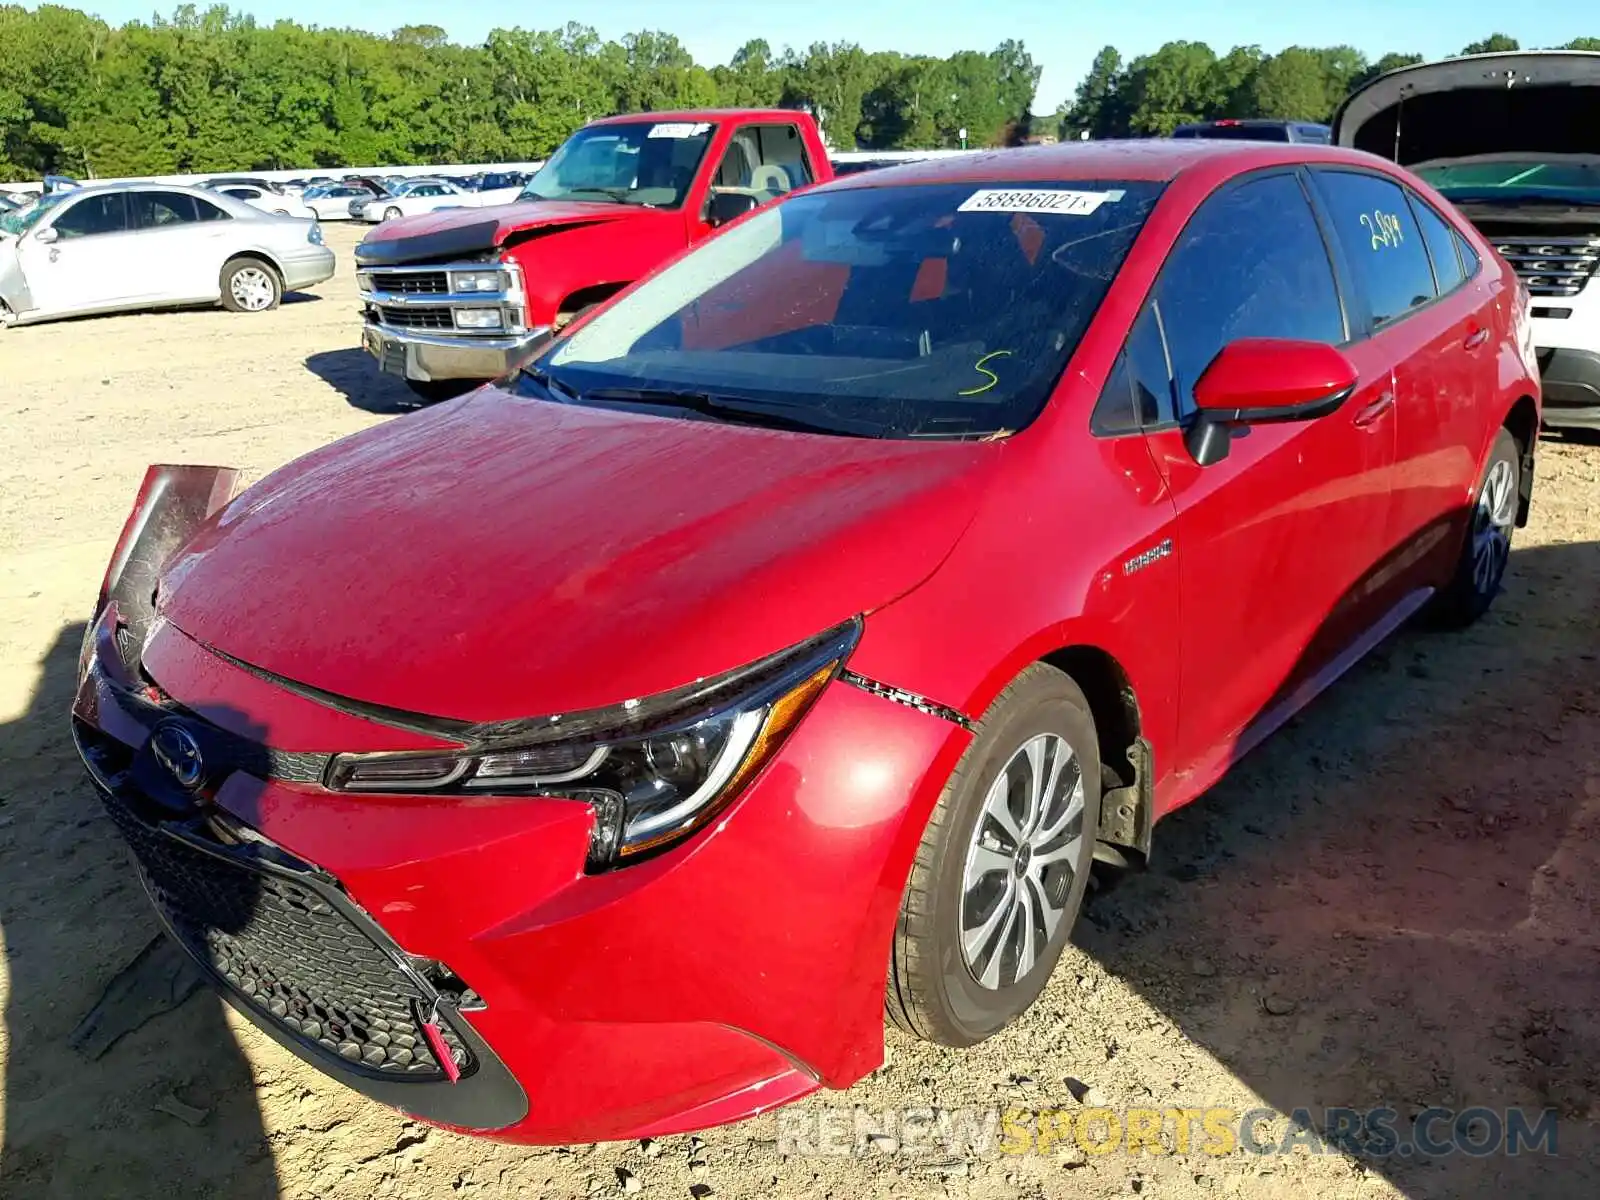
left=369, top=271, right=450, bottom=295
left=99, top=783, right=471, bottom=1081
left=374, top=305, right=454, bottom=331
left=1492, top=235, right=1600, bottom=298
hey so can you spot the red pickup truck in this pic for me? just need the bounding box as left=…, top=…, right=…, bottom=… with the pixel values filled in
left=355, top=108, right=834, bottom=400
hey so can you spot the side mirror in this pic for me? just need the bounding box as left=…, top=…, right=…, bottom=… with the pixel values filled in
left=34, top=226, right=58, bottom=245
left=1186, top=338, right=1358, bottom=467
left=707, top=190, right=759, bottom=228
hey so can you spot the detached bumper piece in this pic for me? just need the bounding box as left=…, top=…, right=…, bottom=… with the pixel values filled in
left=74, top=718, right=528, bottom=1132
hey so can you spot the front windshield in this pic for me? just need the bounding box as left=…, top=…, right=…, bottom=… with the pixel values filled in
left=1416, top=158, right=1600, bottom=204
left=519, top=121, right=717, bottom=209
left=0, top=191, right=65, bottom=237
left=537, top=179, right=1165, bottom=439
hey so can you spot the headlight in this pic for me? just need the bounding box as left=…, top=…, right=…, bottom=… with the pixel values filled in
left=454, top=307, right=505, bottom=330
left=450, top=270, right=504, bottom=293
left=328, top=619, right=861, bottom=869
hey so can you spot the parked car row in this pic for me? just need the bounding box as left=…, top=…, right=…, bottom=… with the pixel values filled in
left=0, top=182, right=333, bottom=324
left=69, top=83, right=1555, bottom=1152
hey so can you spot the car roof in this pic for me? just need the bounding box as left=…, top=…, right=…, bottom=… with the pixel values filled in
left=818, top=139, right=1399, bottom=189
left=51, top=180, right=237, bottom=200
left=590, top=108, right=804, bottom=127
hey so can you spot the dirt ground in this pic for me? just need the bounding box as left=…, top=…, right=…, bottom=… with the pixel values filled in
left=1, top=223, right=1597, bottom=1200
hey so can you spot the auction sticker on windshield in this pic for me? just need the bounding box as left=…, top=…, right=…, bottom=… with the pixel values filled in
left=648, top=122, right=713, bottom=139
left=957, top=189, right=1122, bottom=215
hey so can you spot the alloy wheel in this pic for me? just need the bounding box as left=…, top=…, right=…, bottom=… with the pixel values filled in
left=1472, top=458, right=1516, bottom=596
left=959, top=733, right=1085, bottom=989
left=230, top=267, right=276, bottom=312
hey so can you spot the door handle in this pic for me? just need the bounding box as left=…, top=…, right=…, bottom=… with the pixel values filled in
left=1463, top=326, right=1489, bottom=350
left=1352, top=390, right=1394, bottom=428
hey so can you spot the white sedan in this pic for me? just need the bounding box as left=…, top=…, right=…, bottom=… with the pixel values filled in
left=352, top=179, right=475, bottom=223
left=208, top=183, right=318, bottom=221
left=0, top=182, right=335, bottom=326
left=300, top=183, right=381, bottom=221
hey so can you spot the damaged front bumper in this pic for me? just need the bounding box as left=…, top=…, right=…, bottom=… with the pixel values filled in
left=68, top=465, right=974, bottom=1142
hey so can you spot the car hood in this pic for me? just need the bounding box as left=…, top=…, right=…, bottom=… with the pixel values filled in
left=155, top=387, right=1002, bottom=725
left=354, top=200, right=649, bottom=267
left=1334, top=51, right=1600, bottom=167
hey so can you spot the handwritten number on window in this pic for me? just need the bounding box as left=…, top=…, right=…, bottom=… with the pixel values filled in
left=1360, top=210, right=1405, bottom=251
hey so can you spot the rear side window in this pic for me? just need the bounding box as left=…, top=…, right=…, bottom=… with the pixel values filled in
left=1314, top=170, right=1437, bottom=326
left=1455, top=231, right=1481, bottom=280
left=1409, top=194, right=1465, bottom=294
left=1155, top=172, right=1346, bottom=412
left=51, top=193, right=128, bottom=239
left=132, top=191, right=199, bottom=227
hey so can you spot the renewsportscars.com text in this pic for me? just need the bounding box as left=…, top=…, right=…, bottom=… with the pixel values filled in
left=776, top=1104, right=1559, bottom=1160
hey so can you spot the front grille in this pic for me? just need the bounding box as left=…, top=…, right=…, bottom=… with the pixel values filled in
left=103, top=681, right=330, bottom=785
left=1492, top=235, right=1600, bottom=297
left=374, top=304, right=454, bottom=331
left=100, top=785, right=471, bottom=1080
left=373, top=271, right=450, bottom=295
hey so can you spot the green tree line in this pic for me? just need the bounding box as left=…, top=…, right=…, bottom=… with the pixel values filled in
left=5, top=6, right=1600, bottom=182
left=1058, top=32, right=1600, bottom=138
left=0, top=3, right=1041, bottom=178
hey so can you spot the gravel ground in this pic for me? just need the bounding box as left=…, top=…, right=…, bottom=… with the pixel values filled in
left=1, top=223, right=1597, bottom=1200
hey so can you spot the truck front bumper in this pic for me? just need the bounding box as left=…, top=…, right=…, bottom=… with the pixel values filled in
left=362, top=323, right=551, bottom=384
left=1537, top=346, right=1600, bottom=430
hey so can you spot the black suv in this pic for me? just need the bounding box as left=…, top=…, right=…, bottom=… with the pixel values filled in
left=1171, top=119, right=1332, bottom=143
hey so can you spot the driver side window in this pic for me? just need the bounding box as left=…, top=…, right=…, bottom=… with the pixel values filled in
left=709, top=123, right=814, bottom=212
left=1156, top=172, right=1346, bottom=415
left=51, top=193, right=129, bottom=240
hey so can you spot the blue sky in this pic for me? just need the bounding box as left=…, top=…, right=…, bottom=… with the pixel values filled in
left=29, top=0, right=1600, bottom=111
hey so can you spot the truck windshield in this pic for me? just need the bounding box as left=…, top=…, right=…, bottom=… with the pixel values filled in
left=519, top=121, right=717, bottom=210
left=537, top=179, right=1165, bottom=439
left=1415, top=157, right=1600, bottom=205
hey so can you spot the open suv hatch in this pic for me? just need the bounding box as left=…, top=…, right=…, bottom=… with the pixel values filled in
left=1336, top=50, right=1600, bottom=430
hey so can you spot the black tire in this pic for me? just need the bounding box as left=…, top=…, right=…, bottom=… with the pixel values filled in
left=404, top=378, right=478, bottom=404
left=887, top=663, right=1101, bottom=1046
left=383, top=206, right=403, bottom=221
left=1427, top=426, right=1521, bottom=629
left=219, top=257, right=282, bottom=313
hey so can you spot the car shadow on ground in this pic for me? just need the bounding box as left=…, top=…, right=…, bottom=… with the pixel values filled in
left=0, top=624, right=280, bottom=1199
left=303, top=347, right=420, bottom=414
left=1073, top=533, right=1600, bottom=1197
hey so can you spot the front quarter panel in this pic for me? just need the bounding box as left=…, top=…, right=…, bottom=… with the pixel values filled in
left=848, top=425, right=1182, bottom=797
left=0, top=240, right=32, bottom=314
left=506, top=209, right=688, bottom=325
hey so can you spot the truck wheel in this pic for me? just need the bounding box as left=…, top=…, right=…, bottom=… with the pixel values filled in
left=405, top=379, right=478, bottom=404
left=886, top=663, right=1101, bottom=1046
left=220, top=258, right=282, bottom=313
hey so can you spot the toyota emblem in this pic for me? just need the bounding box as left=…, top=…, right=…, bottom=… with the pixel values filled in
left=150, top=722, right=205, bottom=789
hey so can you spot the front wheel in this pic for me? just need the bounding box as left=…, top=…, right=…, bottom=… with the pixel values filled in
left=383, top=207, right=403, bottom=221
left=1427, top=426, right=1520, bottom=628
left=220, top=258, right=282, bottom=313
left=887, top=663, right=1101, bottom=1046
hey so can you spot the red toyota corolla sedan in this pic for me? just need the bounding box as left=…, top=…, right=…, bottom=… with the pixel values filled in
left=73, top=140, right=1539, bottom=1143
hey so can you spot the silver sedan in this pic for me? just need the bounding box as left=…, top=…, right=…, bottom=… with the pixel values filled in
left=0, top=182, right=335, bottom=326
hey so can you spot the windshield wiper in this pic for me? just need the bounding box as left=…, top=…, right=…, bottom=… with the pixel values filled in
left=577, top=386, right=879, bottom=437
